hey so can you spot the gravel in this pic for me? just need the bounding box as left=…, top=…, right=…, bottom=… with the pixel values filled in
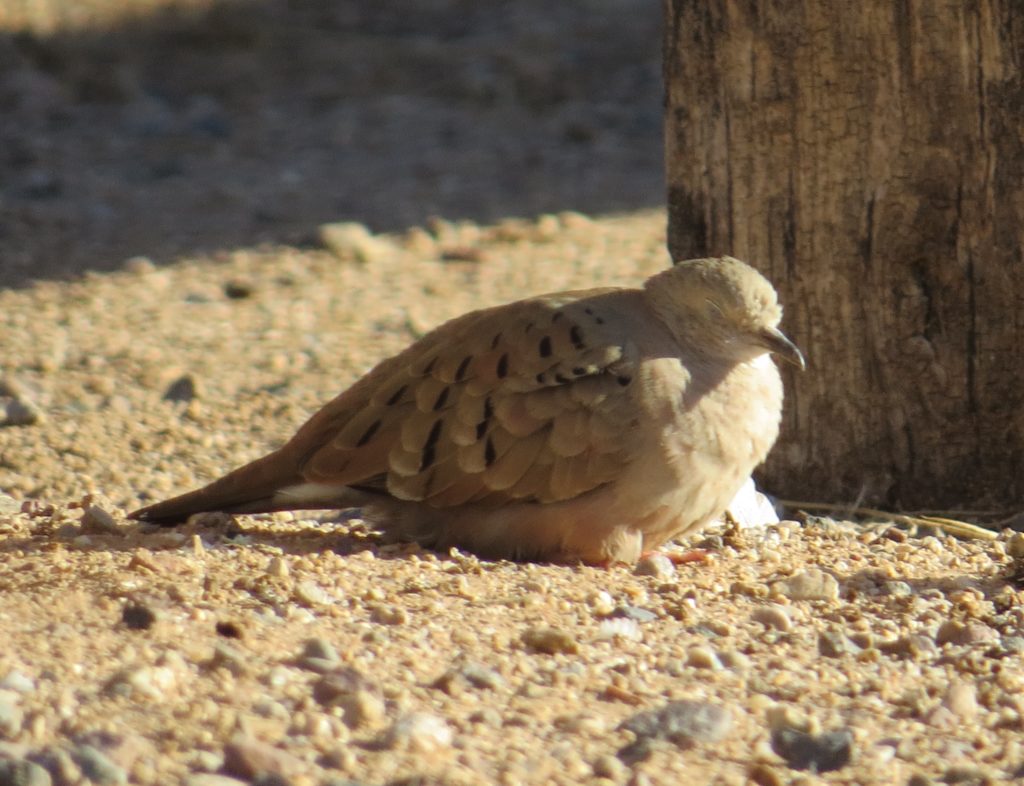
left=0, top=3, right=1018, bottom=783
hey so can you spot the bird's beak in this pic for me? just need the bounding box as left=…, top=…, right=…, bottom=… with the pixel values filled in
left=758, top=327, right=806, bottom=371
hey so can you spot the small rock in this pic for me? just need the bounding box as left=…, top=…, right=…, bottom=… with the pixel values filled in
left=748, top=763, right=785, bottom=786
left=936, top=620, right=997, bottom=646
left=1006, top=532, right=1024, bottom=558
left=434, top=662, right=505, bottom=695
left=222, top=279, right=254, bottom=299
left=368, top=604, right=407, bottom=625
left=612, top=606, right=658, bottom=623
left=772, top=570, right=839, bottom=602
left=312, top=670, right=385, bottom=728
left=621, top=700, right=732, bottom=747
left=592, top=753, right=627, bottom=780
left=80, top=506, right=120, bottom=535
left=27, top=747, right=79, bottom=786
left=336, top=690, right=386, bottom=730
left=587, top=591, right=615, bottom=617
left=751, top=604, right=792, bottom=632
left=69, top=745, right=127, bottom=785
left=122, top=256, right=156, bottom=275
left=0, top=672, right=35, bottom=694
left=318, top=222, right=389, bottom=264
left=818, top=630, right=861, bottom=658
left=121, top=603, right=156, bottom=631
left=382, top=713, right=453, bottom=753
left=1000, top=636, right=1024, bottom=654
left=0, top=692, right=24, bottom=738
left=266, top=557, right=289, bottom=579
left=298, top=638, right=339, bottom=667
left=162, top=375, right=201, bottom=403
left=770, top=727, right=853, bottom=773
left=293, top=580, right=334, bottom=608
left=522, top=627, right=579, bottom=655
left=3, top=398, right=41, bottom=427
left=223, top=737, right=303, bottom=780
left=685, top=646, right=722, bottom=670
left=208, top=642, right=249, bottom=676
left=877, top=634, right=937, bottom=660
left=0, top=759, right=52, bottom=786
left=594, top=618, right=641, bottom=642
left=881, top=580, right=913, bottom=597
left=942, top=682, right=978, bottom=720
left=0, top=495, right=21, bottom=516
left=633, top=554, right=676, bottom=580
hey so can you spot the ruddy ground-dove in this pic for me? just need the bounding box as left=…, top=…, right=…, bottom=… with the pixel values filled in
left=131, top=256, right=804, bottom=564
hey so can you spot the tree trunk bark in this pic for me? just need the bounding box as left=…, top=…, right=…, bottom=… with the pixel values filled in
left=664, top=0, right=1024, bottom=509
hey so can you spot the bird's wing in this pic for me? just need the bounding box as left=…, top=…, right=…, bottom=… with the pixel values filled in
left=292, top=288, right=645, bottom=508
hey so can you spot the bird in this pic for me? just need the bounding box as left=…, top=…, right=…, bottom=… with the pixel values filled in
left=130, top=256, right=804, bottom=565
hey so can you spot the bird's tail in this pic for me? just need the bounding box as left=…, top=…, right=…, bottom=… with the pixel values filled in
left=129, top=448, right=307, bottom=525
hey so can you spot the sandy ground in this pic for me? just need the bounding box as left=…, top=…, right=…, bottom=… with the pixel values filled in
left=2, top=2, right=1022, bottom=786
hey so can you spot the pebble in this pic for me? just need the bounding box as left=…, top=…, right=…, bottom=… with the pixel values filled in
left=686, top=646, right=722, bottom=670
left=209, top=642, right=249, bottom=676
left=318, top=222, right=389, bottom=264
left=434, top=662, right=505, bottom=695
left=611, top=606, right=658, bottom=623
left=162, top=375, right=201, bottom=403
left=942, top=682, right=978, bottom=720
left=266, top=557, right=290, bottom=579
left=0, top=495, right=20, bottom=516
left=522, top=627, right=579, bottom=655
left=877, top=634, right=938, bottom=660
left=633, top=553, right=676, bottom=580
left=751, top=604, right=792, bottom=632
left=770, top=727, right=853, bottom=773
left=592, top=753, right=627, bottom=780
left=368, top=604, right=407, bottom=625
left=0, top=692, right=24, bottom=737
left=223, top=737, right=304, bottom=780
left=621, top=700, right=732, bottom=746
left=312, top=671, right=385, bottom=728
left=1006, top=532, right=1024, bottom=558
left=109, top=665, right=177, bottom=701
left=0, top=672, right=35, bottom=694
left=27, top=748, right=79, bottom=786
left=587, top=591, right=615, bottom=617
left=293, top=580, right=335, bottom=608
left=80, top=506, right=120, bottom=535
left=297, top=638, right=340, bottom=670
left=0, top=759, right=52, bottom=786
left=772, top=569, right=839, bottom=602
left=595, top=618, right=641, bottom=642
left=818, top=630, right=861, bottom=658
left=935, top=620, right=997, bottom=646
left=3, top=398, right=41, bottom=427
left=69, top=745, right=127, bottom=785
left=383, top=713, right=453, bottom=753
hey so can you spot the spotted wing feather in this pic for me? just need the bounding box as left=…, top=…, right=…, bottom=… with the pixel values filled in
left=297, top=290, right=639, bottom=508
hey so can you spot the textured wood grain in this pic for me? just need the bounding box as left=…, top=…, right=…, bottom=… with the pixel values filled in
left=664, top=0, right=1024, bottom=507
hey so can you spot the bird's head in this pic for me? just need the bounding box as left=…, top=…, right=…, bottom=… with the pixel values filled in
left=645, top=256, right=805, bottom=370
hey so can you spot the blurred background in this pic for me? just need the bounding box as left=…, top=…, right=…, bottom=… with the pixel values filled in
left=0, top=0, right=664, bottom=287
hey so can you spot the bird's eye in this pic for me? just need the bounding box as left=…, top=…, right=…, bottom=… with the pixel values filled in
left=705, top=299, right=726, bottom=320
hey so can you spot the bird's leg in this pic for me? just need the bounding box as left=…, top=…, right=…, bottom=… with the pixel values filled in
left=640, top=548, right=711, bottom=565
